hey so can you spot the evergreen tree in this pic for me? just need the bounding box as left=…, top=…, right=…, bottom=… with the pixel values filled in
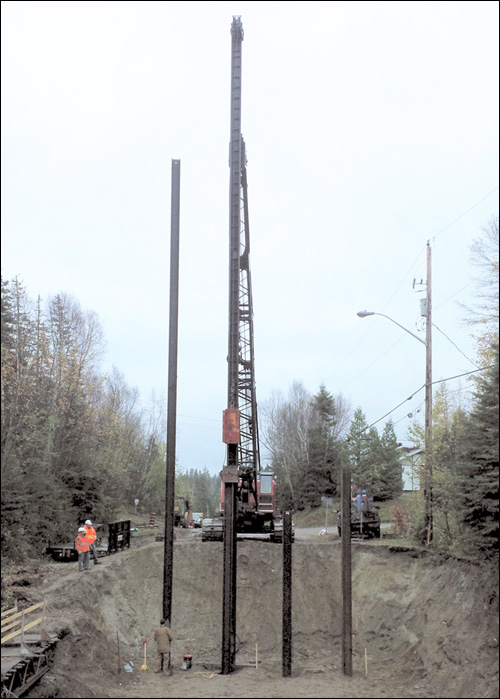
left=377, top=420, right=403, bottom=500
left=346, top=409, right=373, bottom=489
left=428, top=384, right=469, bottom=546
left=346, top=412, right=402, bottom=499
left=456, top=341, right=499, bottom=557
left=300, top=385, right=341, bottom=506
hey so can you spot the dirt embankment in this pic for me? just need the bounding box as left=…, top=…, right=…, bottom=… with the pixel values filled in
left=4, top=531, right=499, bottom=699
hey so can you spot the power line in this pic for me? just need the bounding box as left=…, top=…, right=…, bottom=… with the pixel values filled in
left=432, top=185, right=499, bottom=242
left=432, top=323, right=479, bottom=368
left=359, top=364, right=494, bottom=435
left=339, top=335, right=406, bottom=391
left=434, top=279, right=476, bottom=309
left=324, top=187, right=497, bottom=388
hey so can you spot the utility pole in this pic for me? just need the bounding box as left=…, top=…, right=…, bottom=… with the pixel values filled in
left=424, top=241, right=433, bottom=544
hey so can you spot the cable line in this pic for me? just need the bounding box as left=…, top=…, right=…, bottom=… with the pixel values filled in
left=432, top=323, right=479, bottom=368
left=356, top=364, right=494, bottom=435
left=432, top=185, right=499, bottom=242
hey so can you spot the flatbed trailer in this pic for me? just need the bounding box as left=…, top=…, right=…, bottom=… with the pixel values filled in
left=337, top=502, right=381, bottom=539
left=46, top=520, right=131, bottom=561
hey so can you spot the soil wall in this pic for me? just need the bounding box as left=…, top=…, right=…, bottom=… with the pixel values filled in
left=12, top=536, right=499, bottom=698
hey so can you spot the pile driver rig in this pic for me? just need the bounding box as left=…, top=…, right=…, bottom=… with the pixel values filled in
left=201, top=16, right=285, bottom=544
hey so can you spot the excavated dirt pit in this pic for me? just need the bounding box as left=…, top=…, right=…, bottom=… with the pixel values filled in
left=5, top=530, right=499, bottom=698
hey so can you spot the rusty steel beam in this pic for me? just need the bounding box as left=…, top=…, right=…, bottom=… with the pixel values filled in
left=341, top=467, right=352, bottom=676
left=282, top=510, right=292, bottom=677
left=163, top=159, right=181, bottom=625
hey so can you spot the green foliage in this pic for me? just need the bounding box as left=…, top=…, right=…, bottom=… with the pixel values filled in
left=175, top=467, right=221, bottom=517
left=0, top=276, right=226, bottom=565
left=292, top=501, right=340, bottom=529
left=3, top=217, right=498, bottom=569
left=262, top=381, right=350, bottom=512
left=299, top=385, right=342, bottom=506
left=377, top=421, right=404, bottom=500
left=346, top=409, right=403, bottom=500
left=455, top=341, right=499, bottom=558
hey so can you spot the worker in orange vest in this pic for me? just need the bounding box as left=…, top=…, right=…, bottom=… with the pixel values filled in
left=75, top=527, right=90, bottom=572
left=84, top=520, right=100, bottom=565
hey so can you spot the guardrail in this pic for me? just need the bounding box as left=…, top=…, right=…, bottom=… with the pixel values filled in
left=1, top=601, right=49, bottom=646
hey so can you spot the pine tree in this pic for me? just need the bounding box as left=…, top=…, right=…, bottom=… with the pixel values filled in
left=346, top=409, right=372, bottom=489
left=377, top=421, right=404, bottom=500
left=300, top=385, right=341, bottom=506
left=456, top=341, right=499, bottom=557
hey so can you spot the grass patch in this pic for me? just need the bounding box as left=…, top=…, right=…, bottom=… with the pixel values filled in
left=292, top=491, right=423, bottom=528
left=375, top=491, right=422, bottom=521
left=293, top=502, right=341, bottom=529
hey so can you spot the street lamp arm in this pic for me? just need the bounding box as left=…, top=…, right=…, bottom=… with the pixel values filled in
left=357, top=310, right=426, bottom=346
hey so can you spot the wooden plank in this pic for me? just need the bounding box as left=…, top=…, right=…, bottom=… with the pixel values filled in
left=1, top=601, right=44, bottom=627
left=1, top=606, right=18, bottom=618
left=2, top=634, right=47, bottom=645
left=1, top=617, right=44, bottom=644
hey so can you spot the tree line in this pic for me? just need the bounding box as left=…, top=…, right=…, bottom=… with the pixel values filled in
left=1, top=217, right=497, bottom=564
left=261, top=216, right=498, bottom=559
left=0, top=282, right=221, bottom=562
left=260, top=383, right=404, bottom=510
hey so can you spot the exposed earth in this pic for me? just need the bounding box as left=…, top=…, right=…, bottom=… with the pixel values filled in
left=2, top=527, right=498, bottom=699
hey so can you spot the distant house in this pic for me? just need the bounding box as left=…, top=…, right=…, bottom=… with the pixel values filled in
left=398, top=444, right=424, bottom=491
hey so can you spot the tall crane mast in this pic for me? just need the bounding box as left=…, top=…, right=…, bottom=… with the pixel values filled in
left=226, top=16, right=260, bottom=499
left=203, top=16, right=285, bottom=547
left=214, top=16, right=293, bottom=675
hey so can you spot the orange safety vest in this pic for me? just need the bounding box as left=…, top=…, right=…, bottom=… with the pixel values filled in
left=84, top=525, right=97, bottom=544
left=75, top=533, right=90, bottom=553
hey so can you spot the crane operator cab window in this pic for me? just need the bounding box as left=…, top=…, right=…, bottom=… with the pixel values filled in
left=259, top=473, right=273, bottom=494
left=258, top=473, right=274, bottom=511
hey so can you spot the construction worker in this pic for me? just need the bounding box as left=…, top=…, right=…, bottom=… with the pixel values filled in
left=356, top=490, right=362, bottom=513
left=75, top=527, right=90, bottom=572
left=362, top=490, right=369, bottom=511
left=154, top=618, right=174, bottom=675
left=84, top=520, right=100, bottom=565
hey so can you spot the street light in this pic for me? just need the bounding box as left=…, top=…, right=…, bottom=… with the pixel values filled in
left=356, top=311, right=426, bottom=345
left=357, top=249, right=433, bottom=546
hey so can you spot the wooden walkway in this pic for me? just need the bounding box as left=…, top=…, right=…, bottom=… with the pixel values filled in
left=1, top=604, right=59, bottom=698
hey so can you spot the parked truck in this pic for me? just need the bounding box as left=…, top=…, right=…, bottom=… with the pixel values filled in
left=202, top=471, right=292, bottom=543
left=337, top=491, right=381, bottom=539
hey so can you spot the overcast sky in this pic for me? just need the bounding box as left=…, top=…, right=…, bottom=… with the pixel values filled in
left=2, top=1, right=499, bottom=483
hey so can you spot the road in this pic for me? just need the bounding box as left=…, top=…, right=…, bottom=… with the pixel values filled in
left=294, top=523, right=392, bottom=540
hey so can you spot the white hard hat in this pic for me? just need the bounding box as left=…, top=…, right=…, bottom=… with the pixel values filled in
left=78, top=527, right=86, bottom=532
left=85, top=520, right=92, bottom=525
